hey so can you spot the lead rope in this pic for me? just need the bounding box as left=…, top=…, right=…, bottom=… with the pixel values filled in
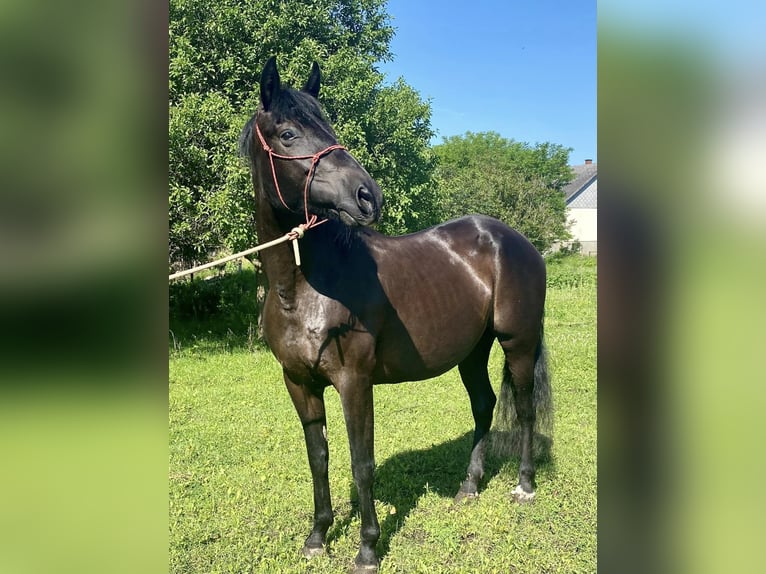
left=169, top=229, right=306, bottom=281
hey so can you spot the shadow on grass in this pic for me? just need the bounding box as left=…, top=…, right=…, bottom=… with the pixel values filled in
left=326, top=430, right=554, bottom=560
left=169, top=318, right=263, bottom=355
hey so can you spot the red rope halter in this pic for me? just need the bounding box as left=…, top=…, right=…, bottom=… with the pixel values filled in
left=254, top=121, right=346, bottom=236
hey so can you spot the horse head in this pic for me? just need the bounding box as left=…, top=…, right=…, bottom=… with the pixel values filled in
left=241, top=57, right=382, bottom=227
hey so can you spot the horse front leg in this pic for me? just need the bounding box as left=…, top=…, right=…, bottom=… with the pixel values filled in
left=283, top=371, right=333, bottom=557
left=339, top=378, right=380, bottom=573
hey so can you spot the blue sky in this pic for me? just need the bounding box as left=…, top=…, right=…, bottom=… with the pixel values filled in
left=378, top=0, right=597, bottom=164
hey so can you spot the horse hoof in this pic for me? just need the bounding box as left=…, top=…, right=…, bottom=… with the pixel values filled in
left=350, top=564, right=378, bottom=574
left=302, top=544, right=325, bottom=559
left=511, top=484, right=536, bottom=504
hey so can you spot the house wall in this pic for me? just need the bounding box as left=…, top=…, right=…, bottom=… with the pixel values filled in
left=567, top=207, right=597, bottom=255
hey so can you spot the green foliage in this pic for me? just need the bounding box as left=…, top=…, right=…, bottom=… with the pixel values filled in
left=169, top=267, right=263, bottom=352
left=169, top=0, right=437, bottom=267
left=169, top=257, right=596, bottom=573
left=169, top=93, right=253, bottom=267
left=434, top=132, right=573, bottom=253
left=546, top=253, right=597, bottom=289
left=356, top=79, right=440, bottom=235
left=169, top=0, right=393, bottom=107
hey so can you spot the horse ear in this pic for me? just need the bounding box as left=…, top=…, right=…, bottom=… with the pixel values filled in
left=260, top=56, right=280, bottom=110
left=303, top=61, right=321, bottom=99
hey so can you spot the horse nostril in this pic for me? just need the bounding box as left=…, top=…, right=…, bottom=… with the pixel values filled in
left=356, top=186, right=375, bottom=215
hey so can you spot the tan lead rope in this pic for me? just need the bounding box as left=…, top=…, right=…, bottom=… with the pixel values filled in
left=168, top=225, right=308, bottom=281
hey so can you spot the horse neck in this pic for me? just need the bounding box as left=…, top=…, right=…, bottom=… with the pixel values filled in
left=252, top=175, right=304, bottom=290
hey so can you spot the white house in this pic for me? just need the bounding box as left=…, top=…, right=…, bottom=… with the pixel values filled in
left=562, top=159, right=597, bottom=255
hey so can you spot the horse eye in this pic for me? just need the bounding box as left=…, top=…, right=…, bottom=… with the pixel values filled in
left=280, top=129, right=296, bottom=142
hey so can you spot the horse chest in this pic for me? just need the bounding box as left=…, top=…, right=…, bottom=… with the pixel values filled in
left=263, top=292, right=375, bottom=381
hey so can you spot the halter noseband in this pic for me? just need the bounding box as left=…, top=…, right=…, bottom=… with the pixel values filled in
left=254, top=120, right=346, bottom=232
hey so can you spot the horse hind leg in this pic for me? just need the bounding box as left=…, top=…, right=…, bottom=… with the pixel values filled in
left=455, top=335, right=497, bottom=503
left=498, top=346, right=539, bottom=503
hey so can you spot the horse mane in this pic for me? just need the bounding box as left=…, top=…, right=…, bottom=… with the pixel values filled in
left=239, top=115, right=256, bottom=161
left=239, top=87, right=335, bottom=162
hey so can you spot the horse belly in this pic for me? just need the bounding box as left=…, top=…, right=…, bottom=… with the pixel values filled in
left=373, top=296, right=489, bottom=383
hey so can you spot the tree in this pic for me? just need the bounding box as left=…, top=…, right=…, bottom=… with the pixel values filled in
left=169, top=0, right=438, bottom=268
left=434, top=132, right=573, bottom=253
left=169, top=92, right=253, bottom=267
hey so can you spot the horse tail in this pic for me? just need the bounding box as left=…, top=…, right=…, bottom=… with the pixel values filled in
left=531, top=326, right=554, bottom=441
left=493, top=322, right=554, bottom=459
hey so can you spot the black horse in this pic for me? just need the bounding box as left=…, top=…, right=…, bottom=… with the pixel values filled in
left=240, top=57, right=552, bottom=573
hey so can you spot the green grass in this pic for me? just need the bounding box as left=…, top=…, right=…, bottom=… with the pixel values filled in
left=169, top=255, right=596, bottom=573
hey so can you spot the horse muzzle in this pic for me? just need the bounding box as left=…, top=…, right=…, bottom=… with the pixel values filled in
left=346, top=180, right=382, bottom=226
left=321, top=180, right=381, bottom=227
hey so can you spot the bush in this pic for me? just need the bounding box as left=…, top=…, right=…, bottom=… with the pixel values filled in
left=545, top=254, right=597, bottom=289
left=169, top=268, right=264, bottom=351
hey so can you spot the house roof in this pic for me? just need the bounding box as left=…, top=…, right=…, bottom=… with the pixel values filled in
left=563, top=162, right=597, bottom=208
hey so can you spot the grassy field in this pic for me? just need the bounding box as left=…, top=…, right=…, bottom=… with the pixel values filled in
left=169, top=255, right=596, bottom=573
